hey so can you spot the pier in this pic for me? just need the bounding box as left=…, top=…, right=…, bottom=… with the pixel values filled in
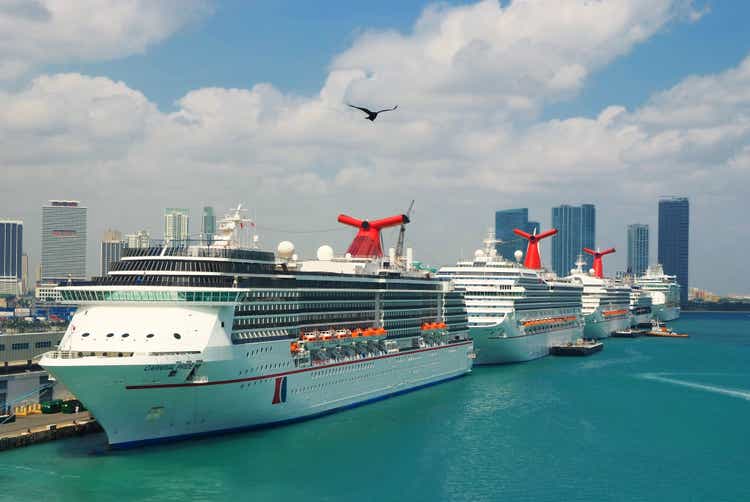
left=0, top=412, right=101, bottom=451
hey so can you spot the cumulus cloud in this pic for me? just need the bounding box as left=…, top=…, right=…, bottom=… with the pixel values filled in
left=0, top=0, right=211, bottom=80
left=1, top=0, right=745, bottom=293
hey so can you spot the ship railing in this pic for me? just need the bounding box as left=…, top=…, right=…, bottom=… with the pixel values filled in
left=43, top=350, right=135, bottom=359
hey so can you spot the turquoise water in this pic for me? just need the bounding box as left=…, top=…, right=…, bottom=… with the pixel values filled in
left=1, top=312, right=748, bottom=501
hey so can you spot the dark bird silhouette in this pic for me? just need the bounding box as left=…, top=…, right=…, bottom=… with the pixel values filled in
left=347, top=104, right=398, bottom=121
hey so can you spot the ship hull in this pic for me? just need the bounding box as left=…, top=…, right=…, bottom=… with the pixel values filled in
left=470, top=317, right=582, bottom=365
left=653, top=305, right=680, bottom=322
left=584, top=310, right=630, bottom=339
left=42, top=340, right=473, bottom=448
left=630, top=312, right=653, bottom=327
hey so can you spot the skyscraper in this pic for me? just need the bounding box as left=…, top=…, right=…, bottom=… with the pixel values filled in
left=100, top=229, right=123, bottom=276
left=658, top=197, right=689, bottom=305
left=627, top=224, right=649, bottom=277
left=551, top=204, right=596, bottom=276
left=202, top=206, right=216, bottom=244
left=125, top=230, right=151, bottom=249
left=494, top=209, right=540, bottom=259
left=41, top=201, right=87, bottom=282
left=164, top=208, right=189, bottom=244
left=0, top=220, right=23, bottom=295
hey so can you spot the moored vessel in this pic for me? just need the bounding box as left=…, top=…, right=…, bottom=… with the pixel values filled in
left=40, top=207, right=473, bottom=448
left=635, top=264, right=681, bottom=322
left=437, top=230, right=583, bottom=365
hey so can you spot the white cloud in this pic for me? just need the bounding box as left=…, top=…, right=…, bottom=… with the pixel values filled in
left=0, top=0, right=211, bottom=80
left=1, top=0, right=746, bottom=293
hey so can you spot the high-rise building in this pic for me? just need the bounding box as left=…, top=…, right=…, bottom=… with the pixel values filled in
left=0, top=220, right=23, bottom=296
left=658, top=197, right=689, bottom=305
left=202, top=206, right=216, bottom=244
left=41, top=201, right=87, bottom=282
left=551, top=204, right=596, bottom=276
left=494, top=209, right=539, bottom=259
left=627, top=224, right=649, bottom=277
left=164, top=208, right=189, bottom=244
left=21, top=253, right=29, bottom=295
left=100, top=229, right=123, bottom=276
left=125, top=230, right=151, bottom=249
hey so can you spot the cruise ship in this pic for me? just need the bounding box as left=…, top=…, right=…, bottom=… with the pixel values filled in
left=40, top=208, right=473, bottom=448
left=629, top=284, right=653, bottom=328
left=563, top=250, right=631, bottom=339
left=437, top=231, right=584, bottom=365
left=635, top=264, right=681, bottom=321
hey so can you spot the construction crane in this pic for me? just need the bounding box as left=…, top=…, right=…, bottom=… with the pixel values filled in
left=395, top=200, right=415, bottom=266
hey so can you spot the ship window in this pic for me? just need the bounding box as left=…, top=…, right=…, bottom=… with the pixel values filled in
left=82, top=333, right=90, bottom=337
left=106, top=333, right=114, bottom=338
left=147, top=334, right=155, bottom=339
left=122, top=333, right=130, bottom=338
left=174, top=333, right=182, bottom=340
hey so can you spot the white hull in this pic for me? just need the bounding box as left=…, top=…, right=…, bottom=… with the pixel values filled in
left=584, top=310, right=630, bottom=339
left=42, top=340, right=473, bottom=448
left=470, top=317, right=582, bottom=365
left=653, top=305, right=680, bottom=322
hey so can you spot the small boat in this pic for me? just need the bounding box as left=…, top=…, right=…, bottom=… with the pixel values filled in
left=550, top=338, right=603, bottom=356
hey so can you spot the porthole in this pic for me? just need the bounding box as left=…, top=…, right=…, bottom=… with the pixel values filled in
left=122, top=333, right=129, bottom=338
left=81, top=333, right=90, bottom=338
left=173, top=333, right=181, bottom=340
left=106, top=333, right=114, bottom=338
left=147, top=334, right=155, bottom=339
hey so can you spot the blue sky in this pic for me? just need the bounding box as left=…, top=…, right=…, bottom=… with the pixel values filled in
left=47, top=0, right=748, bottom=116
left=4, top=0, right=750, bottom=294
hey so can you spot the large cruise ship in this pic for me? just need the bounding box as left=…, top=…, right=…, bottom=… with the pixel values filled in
left=437, top=231, right=584, bottom=365
left=634, top=264, right=681, bottom=321
left=40, top=208, right=473, bottom=448
left=563, top=250, right=631, bottom=339
left=629, top=284, right=653, bottom=328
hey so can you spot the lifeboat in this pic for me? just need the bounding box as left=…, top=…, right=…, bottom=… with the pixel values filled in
left=302, top=332, right=318, bottom=342
left=436, top=322, right=447, bottom=329
left=290, top=342, right=300, bottom=353
left=363, top=328, right=376, bottom=337
left=335, top=329, right=350, bottom=340
left=351, top=328, right=363, bottom=338
left=319, top=331, right=333, bottom=341
left=375, top=327, right=386, bottom=335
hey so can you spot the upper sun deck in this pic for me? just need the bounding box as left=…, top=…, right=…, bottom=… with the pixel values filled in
left=122, top=244, right=275, bottom=263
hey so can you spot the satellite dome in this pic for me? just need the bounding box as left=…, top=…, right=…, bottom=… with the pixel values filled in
left=514, top=250, right=523, bottom=262
left=317, top=245, right=334, bottom=261
left=277, top=241, right=295, bottom=259
left=474, top=249, right=485, bottom=258
left=589, top=268, right=596, bottom=276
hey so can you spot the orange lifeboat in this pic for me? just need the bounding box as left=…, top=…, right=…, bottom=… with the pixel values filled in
left=320, top=332, right=332, bottom=341
left=437, top=322, right=447, bottom=329
left=363, top=328, right=376, bottom=337
left=351, top=328, right=363, bottom=338
left=335, top=329, right=349, bottom=340
left=290, top=342, right=299, bottom=353
left=375, top=327, right=386, bottom=335
left=302, top=332, right=318, bottom=342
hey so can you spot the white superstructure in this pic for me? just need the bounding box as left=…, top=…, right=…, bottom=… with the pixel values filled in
left=40, top=207, right=473, bottom=448
left=563, top=258, right=631, bottom=339
left=629, top=284, right=653, bottom=327
left=634, top=264, right=681, bottom=322
left=437, top=233, right=583, bottom=365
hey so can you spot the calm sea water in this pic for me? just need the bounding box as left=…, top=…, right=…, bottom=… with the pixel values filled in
left=1, top=312, right=748, bottom=502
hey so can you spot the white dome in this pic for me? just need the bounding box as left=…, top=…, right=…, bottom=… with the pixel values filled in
left=317, top=245, right=334, bottom=261
left=474, top=249, right=485, bottom=258
left=277, top=241, right=295, bottom=259
left=589, top=268, right=596, bottom=276
left=514, top=250, right=523, bottom=262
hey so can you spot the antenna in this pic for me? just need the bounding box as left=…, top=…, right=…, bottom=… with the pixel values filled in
left=395, top=200, right=415, bottom=264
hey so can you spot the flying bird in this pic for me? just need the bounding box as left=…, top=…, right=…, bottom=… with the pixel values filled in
left=347, top=104, right=398, bottom=122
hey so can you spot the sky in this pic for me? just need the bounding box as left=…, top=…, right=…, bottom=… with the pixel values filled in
left=2, top=0, right=750, bottom=294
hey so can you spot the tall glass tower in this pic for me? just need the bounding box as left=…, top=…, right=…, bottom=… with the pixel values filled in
left=41, top=201, right=87, bottom=282
left=658, top=197, right=689, bottom=305
left=202, top=206, right=216, bottom=245
left=164, top=208, right=189, bottom=245
left=0, top=220, right=23, bottom=295
left=551, top=204, right=596, bottom=276
left=494, top=209, right=539, bottom=259
left=627, top=224, right=649, bottom=277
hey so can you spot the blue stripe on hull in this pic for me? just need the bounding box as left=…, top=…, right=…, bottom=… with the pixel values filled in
left=109, top=372, right=469, bottom=450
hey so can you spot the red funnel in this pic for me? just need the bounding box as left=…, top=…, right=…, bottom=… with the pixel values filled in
left=583, top=247, right=616, bottom=278
left=338, top=213, right=408, bottom=257
left=513, top=228, right=557, bottom=269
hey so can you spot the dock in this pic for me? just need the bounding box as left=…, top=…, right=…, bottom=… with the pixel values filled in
left=550, top=340, right=603, bottom=356
left=0, top=412, right=102, bottom=451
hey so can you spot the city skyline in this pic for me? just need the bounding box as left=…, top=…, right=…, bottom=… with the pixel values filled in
left=551, top=204, right=596, bottom=277
left=1, top=1, right=748, bottom=294
left=494, top=209, right=539, bottom=261
left=659, top=197, right=690, bottom=305
left=627, top=224, right=649, bottom=278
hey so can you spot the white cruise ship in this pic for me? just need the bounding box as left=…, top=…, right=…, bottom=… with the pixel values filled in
left=437, top=232, right=583, bottom=365
left=40, top=208, right=473, bottom=448
left=563, top=255, right=631, bottom=339
left=629, top=284, right=653, bottom=327
left=634, top=264, right=681, bottom=321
